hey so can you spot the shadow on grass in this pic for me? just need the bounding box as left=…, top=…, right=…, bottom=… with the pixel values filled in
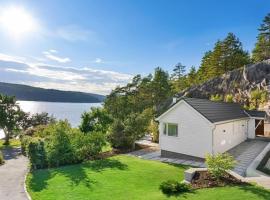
left=166, top=162, right=191, bottom=170
left=237, top=183, right=270, bottom=200
left=163, top=190, right=196, bottom=198
left=83, top=158, right=128, bottom=172
left=28, top=157, right=128, bottom=192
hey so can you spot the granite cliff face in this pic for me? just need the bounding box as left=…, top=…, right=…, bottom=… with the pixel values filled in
left=175, top=60, right=270, bottom=117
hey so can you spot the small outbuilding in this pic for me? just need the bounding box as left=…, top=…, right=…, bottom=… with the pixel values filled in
left=156, top=98, right=266, bottom=159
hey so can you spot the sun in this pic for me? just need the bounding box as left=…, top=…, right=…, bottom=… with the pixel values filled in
left=0, top=6, right=37, bottom=38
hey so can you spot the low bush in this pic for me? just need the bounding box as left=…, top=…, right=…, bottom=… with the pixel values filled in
left=44, top=121, right=76, bottom=167
left=206, top=153, right=236, bottom=180
left=21, top=135, right=32, bottom=156
left=72, top=131, right=106, bottom=161
left=27, top=138, right=47, bottom=169
left=22, top=120, right=107, bottom=169
left=0, top=151, right=4, bottom=165
left=160, top=180, right=191, bottom=195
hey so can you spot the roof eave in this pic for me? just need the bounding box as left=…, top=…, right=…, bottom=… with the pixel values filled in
left=213, top=117, right=250, bottom=125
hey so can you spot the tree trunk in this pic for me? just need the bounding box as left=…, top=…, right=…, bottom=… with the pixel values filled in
left=3, top=129, right=10, bottom=145
left=131, top=141, right=136, bottom=151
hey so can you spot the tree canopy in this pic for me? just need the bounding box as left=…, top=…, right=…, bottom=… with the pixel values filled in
left=0, top=95, right=23, bottom=144
left=252, top=13, right=270, bottom=62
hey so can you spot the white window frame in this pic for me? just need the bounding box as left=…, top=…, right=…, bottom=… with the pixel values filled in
left=163, top=122, right=178, bottom=137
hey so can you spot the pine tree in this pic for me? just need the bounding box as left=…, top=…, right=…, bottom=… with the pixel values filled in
left=151, top=67, right=172, bottom=107
left=171, top=63, right=186, bottom=80
left=252, top=13, right=270, bottom=62
left=170, top=63, right=188, bottom=93
left=197, top=33, right=250, bottom=82
left=222, top=33, right=250, bottom=71
left=187, top=66, right=197, bottom=86
left=197, top=51, right=213, bottom=82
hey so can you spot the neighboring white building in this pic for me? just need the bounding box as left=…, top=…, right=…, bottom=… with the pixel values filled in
left=156, top=98, right=265, bottom=160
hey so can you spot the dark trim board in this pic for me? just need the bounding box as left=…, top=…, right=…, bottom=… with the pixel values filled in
left=161, top=150, right=205, bottom=162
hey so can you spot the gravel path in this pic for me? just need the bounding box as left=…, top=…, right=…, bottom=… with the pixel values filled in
left=0, top=148, right=29, bottom=200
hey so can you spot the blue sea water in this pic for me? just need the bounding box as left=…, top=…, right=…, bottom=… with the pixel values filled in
left=0, top=101, right=102, bottom=139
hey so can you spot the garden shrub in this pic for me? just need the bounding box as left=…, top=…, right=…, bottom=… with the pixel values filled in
left=0, top=151, right=4, bottom=165
left=160, top=180, right=191, bottom=195
left=73, top=131, right=106, bottom=161
left=23, top=120, right=107, bottom=169
left=206, top=153, right=236, bottom=180
left=45, top=121, right=75, bottom=167
left=108, top=119, right=126, bottom=149
left=24, top=125, right=47, bottom=137
left=21, top=135, right=32, bottom=156
left=108, top=110, right=152, bottom=149
left=27, top=138, right=47, bottom=169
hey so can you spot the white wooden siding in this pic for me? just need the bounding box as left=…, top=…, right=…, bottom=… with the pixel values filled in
left=158, top=101, right=214, bottom=158
left=213, top=119, right=248, bottom=154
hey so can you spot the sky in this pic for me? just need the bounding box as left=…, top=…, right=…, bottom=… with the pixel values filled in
left=0, top=0, right=269, bottom=95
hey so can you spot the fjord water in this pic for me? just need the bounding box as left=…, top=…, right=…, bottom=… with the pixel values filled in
left=18, top=101, right=102, bottom=126
left=0, top=101, right=102, bottom=139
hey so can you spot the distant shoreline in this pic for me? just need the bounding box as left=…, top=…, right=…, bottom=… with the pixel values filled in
left=0, top=82, right=106, bottom=103
left=17, top=100, right=103, bottom=104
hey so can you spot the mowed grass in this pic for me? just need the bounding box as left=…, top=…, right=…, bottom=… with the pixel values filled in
left=26, top=155, right=270, bottom=200
left=0, top=139, right=21, bottom=150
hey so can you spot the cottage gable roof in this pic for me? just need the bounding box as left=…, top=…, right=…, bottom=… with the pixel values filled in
left=157, top=97, right=264, bottom=123
left=182, top=98, right=248, bottom=123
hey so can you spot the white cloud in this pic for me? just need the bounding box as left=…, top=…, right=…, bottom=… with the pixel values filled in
left=95, top=58, right=103, bottom=63
left=43, top=50, right=71, bottom=63
left=0, top=53, right=26, bottom=63
left=49, top=49, right=58, bottom=53
left=0, top=54, right=132, bottom=95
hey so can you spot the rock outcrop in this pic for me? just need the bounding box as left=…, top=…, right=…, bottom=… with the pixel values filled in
left=178, top=60, right=270, bottom=100
left=157, top=60, right=270, bottom=117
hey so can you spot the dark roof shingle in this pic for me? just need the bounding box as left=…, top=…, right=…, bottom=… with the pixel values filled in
left=182, top=98, right=248, bottom=123
left=245, top=110, right=266, bottom=118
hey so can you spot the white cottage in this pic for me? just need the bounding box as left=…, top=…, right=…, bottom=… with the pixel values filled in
left=156, top=98, right=265, bottom=160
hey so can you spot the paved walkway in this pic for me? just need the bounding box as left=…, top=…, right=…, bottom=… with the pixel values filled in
left=128, top=140, right=269, bottom=177
left=227, top=140, right=268, bottom=176
left=127, top=147, right=206, bottom=168
left=0, top=148, right=29, bottom=200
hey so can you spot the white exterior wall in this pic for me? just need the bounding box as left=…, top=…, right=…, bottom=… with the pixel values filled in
left=158, top=101, right=214, bottom=158
left=247, top=118, right=256, bottom=139
left=213, top=119, right=248, bottom=154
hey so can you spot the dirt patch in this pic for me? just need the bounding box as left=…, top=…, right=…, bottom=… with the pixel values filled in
left=191, top=171, right=245, bottom=189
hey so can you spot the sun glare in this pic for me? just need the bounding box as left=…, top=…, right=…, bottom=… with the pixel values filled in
left=0, top=6, right=37, bottom=38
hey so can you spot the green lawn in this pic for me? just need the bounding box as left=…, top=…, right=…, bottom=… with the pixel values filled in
left=0, top=139, right=21, bottom=150
left=26, top=155, right=270, bottom=200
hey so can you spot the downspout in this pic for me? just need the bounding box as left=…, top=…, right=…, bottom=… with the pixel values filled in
left=211, top=124, right=216, bottom=155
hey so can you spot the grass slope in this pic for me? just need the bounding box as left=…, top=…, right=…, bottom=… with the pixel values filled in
left=26, top=155, right=270, bottom=200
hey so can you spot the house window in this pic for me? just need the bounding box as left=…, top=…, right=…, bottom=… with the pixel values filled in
left=163, top=123, right=178, bottom=137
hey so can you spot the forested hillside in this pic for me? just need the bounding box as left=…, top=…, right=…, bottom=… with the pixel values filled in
left=103, top=12, right=270, bottom=143
left=0, top=82, right=105, bottom=103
